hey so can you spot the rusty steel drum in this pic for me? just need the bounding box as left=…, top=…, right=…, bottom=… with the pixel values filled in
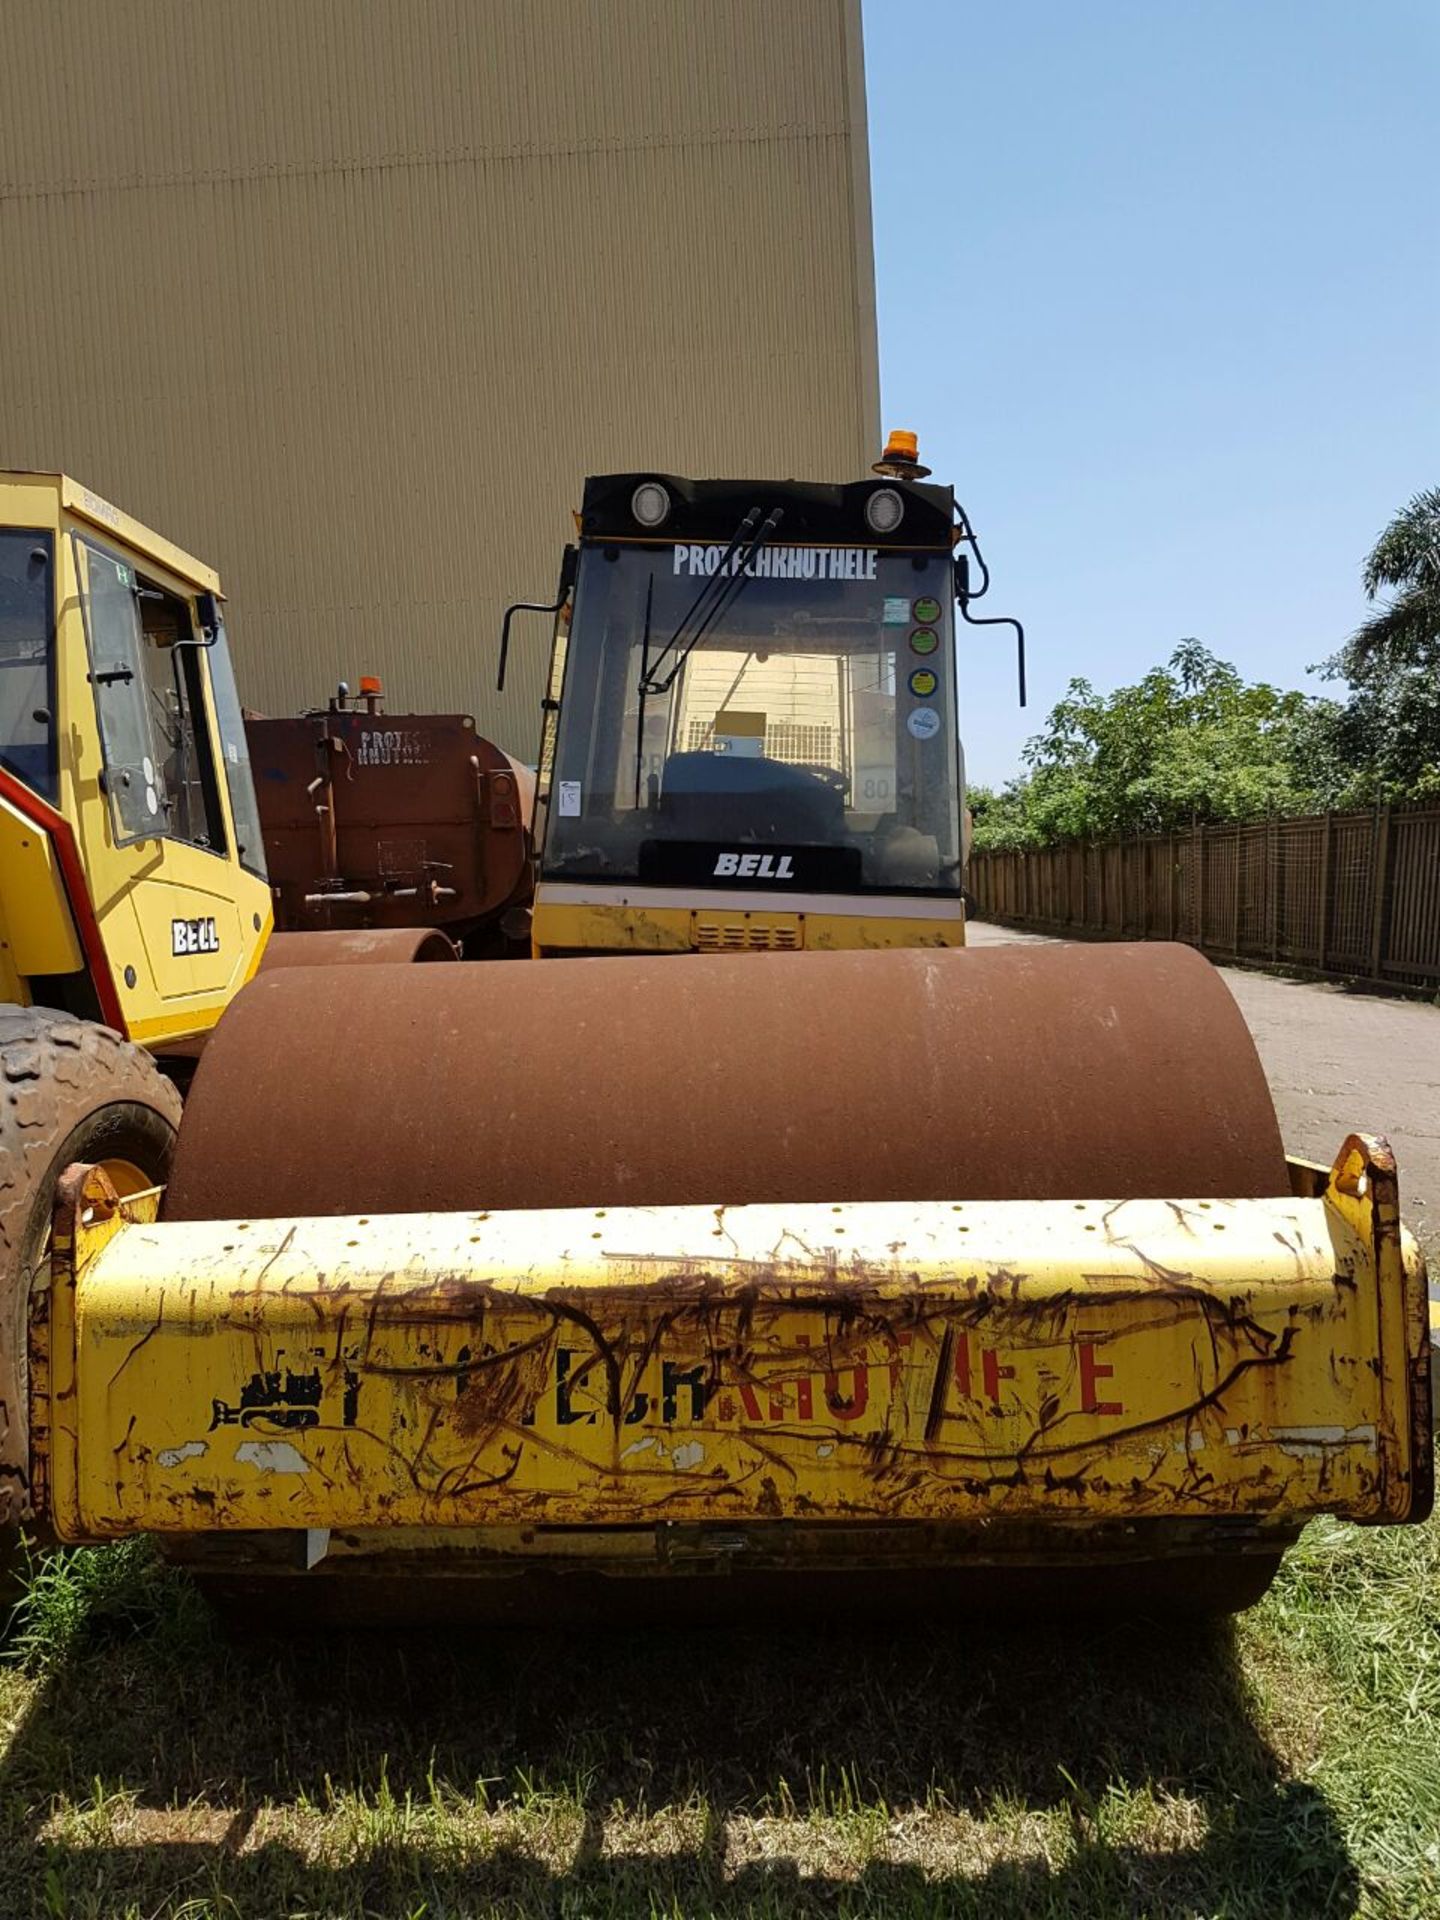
left=167, top=941, right=1286, bottom=1221
left=159, top=927, right=456, bottom=1065
left=259, top=928, right=457, bottom=969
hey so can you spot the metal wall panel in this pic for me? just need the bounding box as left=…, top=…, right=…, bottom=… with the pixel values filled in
left=0, top=0, right=879, bottom=744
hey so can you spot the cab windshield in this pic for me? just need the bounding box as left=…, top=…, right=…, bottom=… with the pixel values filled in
left=543, top=542, right=961, bottom=895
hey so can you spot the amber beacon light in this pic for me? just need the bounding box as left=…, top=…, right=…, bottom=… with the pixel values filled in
left=872, top=429, right=932, bottom=480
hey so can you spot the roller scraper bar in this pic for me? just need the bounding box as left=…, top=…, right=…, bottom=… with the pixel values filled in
left=34, top=1134, right=1432, bottom=1548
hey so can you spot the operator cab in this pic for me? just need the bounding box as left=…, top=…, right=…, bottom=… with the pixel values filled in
left=0, top=472, right=271, bottom=1041
left=506, top=436, right=1022, bottom=956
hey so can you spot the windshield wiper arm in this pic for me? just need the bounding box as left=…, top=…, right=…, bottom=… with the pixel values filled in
left=640, top=508, right=760, bottom=693
left=633, top=569, right=656, bottom=810
left=641, top=507, right=783, bottom=698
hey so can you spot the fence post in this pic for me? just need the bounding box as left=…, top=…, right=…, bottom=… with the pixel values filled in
left=1168, top=833, right=1177, bottom=939
left=1119, top=841, right=1127, bottom=936
left=1195, top=822, right=1205, bottom=951
left=1369, top=805, right=1394, bottom=981
left=1317, top=812, right=1332, bottom=973
left=1268, top=817, right=1279, bottom=962
left=1231, top=827, right=1242, bottom=958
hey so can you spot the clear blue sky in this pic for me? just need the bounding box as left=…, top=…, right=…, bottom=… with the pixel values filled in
left=865, top=0, right=1439, bottom=787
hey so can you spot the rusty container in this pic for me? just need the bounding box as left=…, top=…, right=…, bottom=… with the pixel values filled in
left=246, top=696, right=535, bottom=955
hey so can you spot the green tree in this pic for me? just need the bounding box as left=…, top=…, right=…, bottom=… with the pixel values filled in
left=999, top=643, right=1323, bottom=845
left=967, top=779, right=1041, bottom=852
left=968, top=489, right=1440, bottom=851
left=1318, top=488, right=1440, bottom=803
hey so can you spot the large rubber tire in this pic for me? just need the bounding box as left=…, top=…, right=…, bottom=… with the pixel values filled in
left=0, top=1008, right=182, bottom=1544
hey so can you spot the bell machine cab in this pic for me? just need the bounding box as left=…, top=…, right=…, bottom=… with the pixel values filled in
left=499, top=432, right=1024, bottom=956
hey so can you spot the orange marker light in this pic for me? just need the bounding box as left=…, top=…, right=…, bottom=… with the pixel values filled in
left=358, top=675, right=382, bottom=696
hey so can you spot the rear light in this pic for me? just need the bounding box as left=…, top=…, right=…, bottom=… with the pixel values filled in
left=489, top=771, right=518, bottom=829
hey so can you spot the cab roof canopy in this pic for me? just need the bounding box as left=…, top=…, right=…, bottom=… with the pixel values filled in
left=0, top=470, right=221, bottom=595
left=580, top=473, right=955, bottom=550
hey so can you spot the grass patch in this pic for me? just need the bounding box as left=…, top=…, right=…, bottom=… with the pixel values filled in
left=1243, top=1513, right=1440, bottom=1916
left=5, top=1536, right=213, bottom=1673
left=0, top=1477, right=1435, bottom=1918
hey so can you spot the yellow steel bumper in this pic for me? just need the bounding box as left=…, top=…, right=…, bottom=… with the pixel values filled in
left=34, top=1136, right=1431, bottom=1550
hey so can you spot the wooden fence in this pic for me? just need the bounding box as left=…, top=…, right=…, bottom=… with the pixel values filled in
left=968, top=806, right=1440, bottom=991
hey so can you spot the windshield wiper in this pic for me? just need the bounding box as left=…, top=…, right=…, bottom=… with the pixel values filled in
left=639, top=509, right=757, bottom=694
left=640, top=506, right=783, bottom=697
left=633, top=570, right=656, bottom=809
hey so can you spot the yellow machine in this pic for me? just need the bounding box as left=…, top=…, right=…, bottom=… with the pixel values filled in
left=0, top=473, right=445, bottom=1547
left=501, top=434, right=1022, bottom=957
left=4, top=447, right=1433, bottom=1619
left=0, top=472, right=278, bottom=1537
left=0, top=472, right=272, bottom=1043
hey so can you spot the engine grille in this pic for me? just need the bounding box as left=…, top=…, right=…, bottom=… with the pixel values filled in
left=691, top=917, right=802, bottom=951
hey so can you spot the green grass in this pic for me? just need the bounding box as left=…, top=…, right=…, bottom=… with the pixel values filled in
left=1, top=1476, right=1437, bottom=1920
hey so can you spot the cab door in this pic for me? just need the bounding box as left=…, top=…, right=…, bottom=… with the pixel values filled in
left=70, top=533, right=266, bottom=1046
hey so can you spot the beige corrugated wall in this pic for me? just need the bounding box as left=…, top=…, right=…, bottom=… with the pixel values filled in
left=0, top=0, right=879, bottom=744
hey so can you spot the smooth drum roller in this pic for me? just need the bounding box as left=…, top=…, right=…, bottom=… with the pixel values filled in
left=166, top=942, right=1287, bottom=1222
left=163, top=941, right=1291, bottom=1622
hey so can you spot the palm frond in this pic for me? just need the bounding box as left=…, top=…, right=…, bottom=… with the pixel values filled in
left=1344, top=583, right=1440, bottom=677
left=1361, top=486, right=1440, bottom=598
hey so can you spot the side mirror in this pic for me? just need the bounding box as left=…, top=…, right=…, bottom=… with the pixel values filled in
left=954, top=541, right=1026, bottom=708
left=497, top=545, right=578, bottom=694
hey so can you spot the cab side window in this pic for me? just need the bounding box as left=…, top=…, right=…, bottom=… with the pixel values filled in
left=0, top=530, right=56, bottom=802
left=74, top=535, right=224, bottom=853
left=137, top=588, right=224, bottom=851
